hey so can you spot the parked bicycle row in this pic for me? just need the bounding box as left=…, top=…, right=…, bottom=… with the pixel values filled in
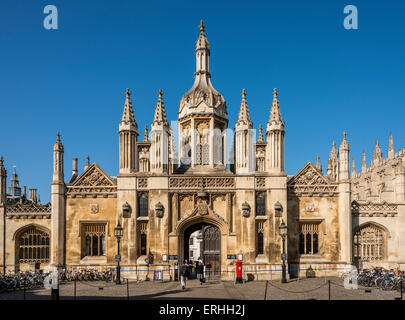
left=357, top=268, right=405, bottom=292
left=0, top=268, right=115, bottom=293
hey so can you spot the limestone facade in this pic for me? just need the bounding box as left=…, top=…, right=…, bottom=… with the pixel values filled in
left=1, top=21, right=405, bottom=279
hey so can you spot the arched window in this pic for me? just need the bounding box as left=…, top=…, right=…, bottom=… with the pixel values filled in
left=299, top=223, right=319, bottom=255
left=18, top=227, right=50, bottom=263
left=83, top=224, right=106, bottom=257
left=255, top=193, right=266, bottom=216
left=138, top=193, right=149, bottom=217
left=354, top=224, right=385, bottom=261
left=257, top=232, right=264, bottom=255
left=140, top=234, right=147, bottom=256
left=256, top=221, right=265, bottom=255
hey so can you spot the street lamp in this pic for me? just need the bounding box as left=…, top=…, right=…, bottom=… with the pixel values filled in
left=278, top=219, right=288, bottom=283
left=114, top=221, right=123, bottom=284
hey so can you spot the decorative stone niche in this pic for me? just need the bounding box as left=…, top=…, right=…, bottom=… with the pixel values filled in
left=122, top=202, right=132, bottom=218
left=155, top=202, right=164, bottom=218
left=242, top=202, right=251, bottom=218
left=274, top=201, right=283, bottom=217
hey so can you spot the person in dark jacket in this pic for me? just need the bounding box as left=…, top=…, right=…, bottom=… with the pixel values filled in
left=179, top=260, right=190, bottom=289
left=196, top=261, right=204, bottom=285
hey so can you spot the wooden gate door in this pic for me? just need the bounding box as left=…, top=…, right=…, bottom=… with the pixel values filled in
left=202, top=225, right=221, bottom=279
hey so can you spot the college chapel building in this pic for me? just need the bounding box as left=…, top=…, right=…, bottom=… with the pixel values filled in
left=1, top=21, right=405, bottom=279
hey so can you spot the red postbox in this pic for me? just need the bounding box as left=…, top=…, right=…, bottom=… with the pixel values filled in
left=236, top=259, right=243, bottom=283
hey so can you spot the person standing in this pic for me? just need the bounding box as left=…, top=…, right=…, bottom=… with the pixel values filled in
left=196, top=261, right=204, bottom=285
left=180, top=260, right=190, bottom=290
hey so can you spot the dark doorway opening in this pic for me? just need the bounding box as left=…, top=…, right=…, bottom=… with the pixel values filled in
left=183, top=223, right=221, bottom=279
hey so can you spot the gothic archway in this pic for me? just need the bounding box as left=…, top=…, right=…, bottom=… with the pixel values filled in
left=353, top=222, right=388, bottom=262
left=182, top=222, right=221, bottom=279
left=14, top=224, right=51, bottom=271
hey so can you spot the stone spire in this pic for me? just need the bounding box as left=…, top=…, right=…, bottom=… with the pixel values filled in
left=258, top=124, right=264, bottom=142
left=52, top=132, right=64, bottom=184
left=388, top=131, right=394, bottom=159
left=339, top=131, right=350, bottom=181
left=51, top=132, right=66, bottom=266
left=121, top=88, right=137, bottom=128
left=178, top=20, right=227, bottom=120
left=0, top=155, right=6, bottom=205
left=327, top=141, right=339, bottom=181
left=315, top=155, right=322, bottom=172
left=235, top=89, right=255, bottom=174
left=266, top=88, right=284, bottom=131
left=373, top=140, right=382, bottom=166
left=236, top=89, right=252, bottom=128
left=265, top=88, right=285, bottom=174
left=119, top=88, right=139, bottom=173
left=151, top=90, right=169, bottom=173
left=152, top=89, right=169, bottom=128
left=361, top=149, right=367, bottom=173
left=351, top=157, right=356, bottom=176
left=143, top=125, right=149, bottom=142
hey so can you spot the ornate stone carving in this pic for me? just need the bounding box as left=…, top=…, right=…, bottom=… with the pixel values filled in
left=241, top=201, right=251, bottom=218
left=255, top=177, right=266, bottom=188
left=6, top=202, right=52, bottom=219
left=138, top=178, right=148, bottom=188
left=122, top=202, right=132, bottom=218
left=352, top=200, right=398, bottom=217
left=169, top=177, right=235, bottom=189
left=67, top=163, right=117, bottom=197
left=90, top=204, right=99, bottom=214
left=155, top=202, right=164, bottom=218
left=288, top=162, right=338, bottom=196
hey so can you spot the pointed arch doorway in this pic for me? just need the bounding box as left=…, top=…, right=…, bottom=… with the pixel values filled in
left=183, top=222, right=221, bottom=279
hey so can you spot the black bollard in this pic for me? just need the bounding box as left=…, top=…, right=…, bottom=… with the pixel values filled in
left=127, top=279, right=129, bottom=300
left=264, top=280, right=268, bottom=300
left=328, top=280, right=331, bottom=301
left=74, top=278, right=77, bottom=300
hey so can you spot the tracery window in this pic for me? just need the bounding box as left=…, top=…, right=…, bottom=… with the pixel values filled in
left=139, top=222, right=148, bottom=256
left=354, top=224, right=385, bottom=261
left=299, top=223, right=319, bottom=255
left=256, top=221, right=264, bottom=255
left=138, top=193, right=149, bottom=217
left=255, top=192, right=266, bottom=216
left=18, top=227, right=50, bottom=263
left=83, top=224, right=106, bottom=257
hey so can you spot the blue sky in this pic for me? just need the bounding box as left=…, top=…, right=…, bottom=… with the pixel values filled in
left=0, top=0, right=404, bottom=203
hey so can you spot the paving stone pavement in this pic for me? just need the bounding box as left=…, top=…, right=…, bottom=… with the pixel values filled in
left=0, top=277, right=402, bottom=300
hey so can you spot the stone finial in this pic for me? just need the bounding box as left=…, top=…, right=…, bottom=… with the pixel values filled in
left=339, top=131, right=349, bottom=150
left=143, top=125, right=149, bottom=142
left=196, top=19, right=209, bottom=50
left=84, top=155, right=90, bottom=171
left=388, top=131, right=394, bottom=159
left=258, top=124, right=264, bottom=142
left=267, top=88, right=284, bottom=131
left=121, top=88, right=137, bottom=128
left=361, top=149, right=367, bottom=172
left=0, top=155, right=5, bottom=177
left=373, top=140, right=382, bottom=161
left=152, top=89, right=169, bottom=128
left=315, top=155, right=322, bottom=172
left=236, top=89, right=252, bottom=128
left=54, top=132, right=64, bottom=151
left=199, top=20, right=206, bottom=33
